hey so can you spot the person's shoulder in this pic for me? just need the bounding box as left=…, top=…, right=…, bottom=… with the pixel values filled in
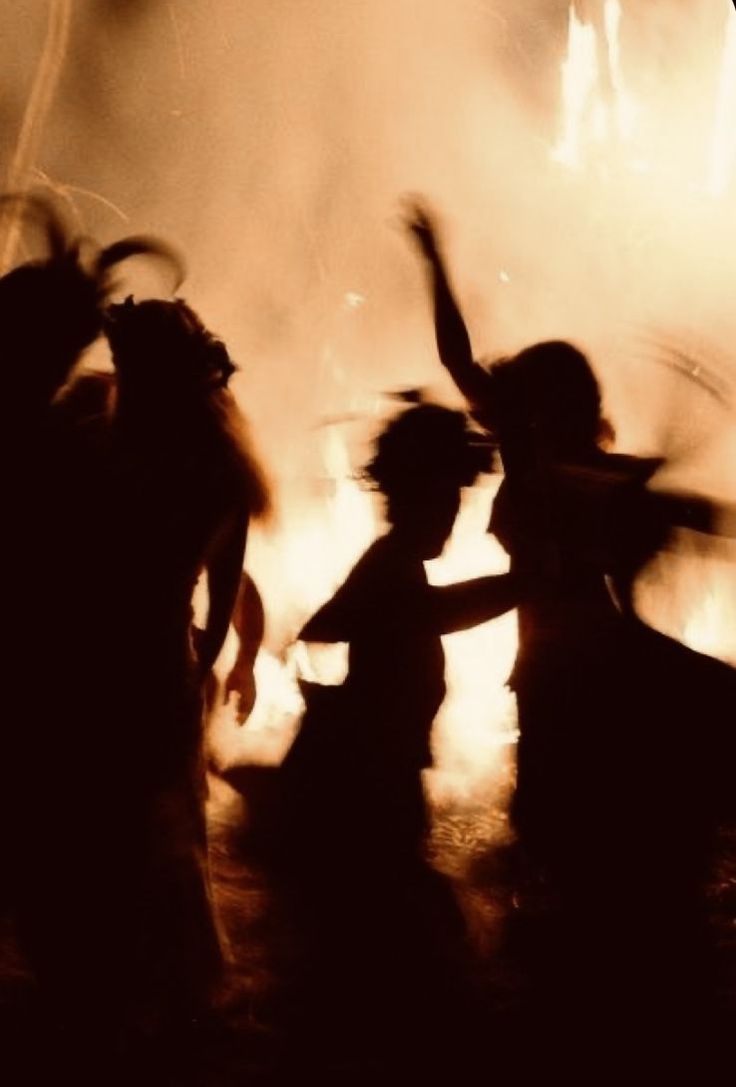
left=344, top=536, right=393, bottom=585
left=341, top=536, right=421, bottom=605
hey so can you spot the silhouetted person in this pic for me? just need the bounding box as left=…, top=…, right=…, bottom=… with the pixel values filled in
left=1, top=197, right=183, bottom=1014
left=0, top=194, right=180, bottom=427
left=83, top=295, right=271, bottom=1030
left=283, top=403, right=525, bottom=1073
left=12, top=289, right=268, bottom=1054
left=406, top=202, right=736, bottom=1055
left=295, top=403, right=523, bottom=864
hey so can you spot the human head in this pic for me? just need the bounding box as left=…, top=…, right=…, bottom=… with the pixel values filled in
left=365, top=403, right=488, bottom=558
left=484, top=341, right=613, bottom=470
left=0, top=193, right=183, bottom=410
left=105, top=297, right=236, bottom=403
left=0, top=256, right=101, bottom=405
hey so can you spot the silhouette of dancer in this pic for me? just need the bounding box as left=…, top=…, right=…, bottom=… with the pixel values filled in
left=12, top=290, right=268, bottom=1049
left=86, top=295, right=270, bottom=1028
left=0, top=193, right=180, bottom=427
left=1, top=198, right=183, bottom=997
left=406, top=202, right=736, bottom=1045
left=282, top=403, right=525, bottom=1074
left=295, top=403, right=523, bottom=865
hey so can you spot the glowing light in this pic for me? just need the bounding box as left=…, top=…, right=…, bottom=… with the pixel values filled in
left=210, top=440, right=519, bottom=791
left=551, top=1, right=640, bottom=172
left=344, top=290, right=365, bottom=308
left=551, top=4, right=599, bottom=169
left=426, top=478, right=518, bottom=799
left=603, top=0, right=638, bottom=144
left=708, top=7, right=736, bottom=197
left=681, top=587, right=735, bottom=663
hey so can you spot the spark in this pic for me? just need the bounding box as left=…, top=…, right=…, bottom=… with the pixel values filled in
left=344, top=290, right=365, bottom=309
left=33, top=168, right=130, bottom=225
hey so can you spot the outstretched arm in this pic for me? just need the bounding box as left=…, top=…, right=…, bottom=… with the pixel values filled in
left=653, top=489, right=736, bottom=539
left=405, top=203, right=494, bottom=416
left=428, top=573, right=523, bottom=635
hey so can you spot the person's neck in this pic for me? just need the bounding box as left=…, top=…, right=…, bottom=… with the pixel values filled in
left=384, top=526, right=428, bottom=566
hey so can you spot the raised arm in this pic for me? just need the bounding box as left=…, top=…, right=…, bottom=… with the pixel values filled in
left=405, top=203, right=494, bottom=416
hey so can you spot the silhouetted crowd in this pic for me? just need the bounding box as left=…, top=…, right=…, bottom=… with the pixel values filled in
left=1, top=193, right=735, bottom=1082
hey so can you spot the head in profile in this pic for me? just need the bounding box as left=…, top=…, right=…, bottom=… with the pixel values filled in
left=0, top=193, right=182, bottom=413
left=485, top=341, right=614, bottom=472
left=365, top=402, right=488, bottom=559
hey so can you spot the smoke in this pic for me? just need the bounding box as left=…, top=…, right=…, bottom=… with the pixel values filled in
left=3, top=0, right=736, bottom=662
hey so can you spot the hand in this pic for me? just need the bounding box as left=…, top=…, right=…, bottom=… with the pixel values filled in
left=225, top=666, right=256, bottom=725
left=401, top=196, right=440, bottom=264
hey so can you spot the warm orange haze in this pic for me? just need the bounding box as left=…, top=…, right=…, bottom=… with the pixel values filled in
left=2, top=2, right=736, bottom=1082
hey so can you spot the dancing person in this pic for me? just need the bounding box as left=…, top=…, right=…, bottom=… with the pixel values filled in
left=285, top=403, right=526, bottom=1074
left=1, top=196, right=181, bottom=995
left=13, top=290, right=267, bottom=1057
left=295, top=402, right=524, bottom=864
left=405, top=201, right=736, bottom=1053
left=89, top=295, right=270, bottom=1029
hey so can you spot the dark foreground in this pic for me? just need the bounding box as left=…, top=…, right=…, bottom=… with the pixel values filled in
left=2, top=764, right=735, bottom=1086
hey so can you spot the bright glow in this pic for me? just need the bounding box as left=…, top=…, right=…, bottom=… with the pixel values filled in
left=551, top=1, right=641, bottom=173
left=681, top=587, right=735, bottom=663
left=210, top=441, right=519, bottom=795
left=426, top=478, right=518, bottom=801
left=551, top=5, right=599, bottom=169
left=709, top=8, right=736, bottom=196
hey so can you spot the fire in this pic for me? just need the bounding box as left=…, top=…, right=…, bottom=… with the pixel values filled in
left=425, top=477, right=518, bottom=803
left=552, top=0, right=736, bottom=193
left=681, top=585, right=736, bottom=665
left=208, top=425, right=376, bottom=769
left=709, top=6, right=736, bottom=197
left=552, top=1, right=639, bottom=171
left=211, top=1, right=736, bottom=796
left=209, top=428, right=519, bottom=802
